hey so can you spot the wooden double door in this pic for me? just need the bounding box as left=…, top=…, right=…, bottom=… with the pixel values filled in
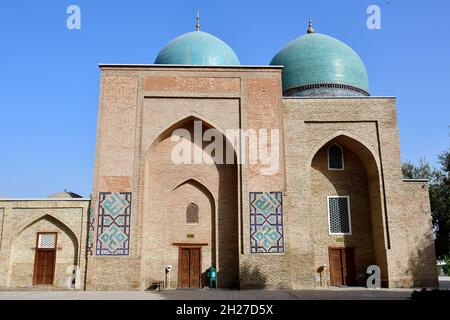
left=33, top=232, right=57, bottom=285
left=178, top=247, right=201, bottom=288
left=329, top=247, right=356, bottom=286
left=33, top=249, right=56, bottom=285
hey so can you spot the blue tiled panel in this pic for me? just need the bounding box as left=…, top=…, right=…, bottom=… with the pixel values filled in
left=96, top=192, right=132, bottom=256
left=250, top=192, right=284, bottom=253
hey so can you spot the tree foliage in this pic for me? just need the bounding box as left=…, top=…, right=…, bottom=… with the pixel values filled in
left=402, top=150, right=450, bottom=259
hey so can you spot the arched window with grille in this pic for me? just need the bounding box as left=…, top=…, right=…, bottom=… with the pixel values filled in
left=328, top=144, right=344, bottom=170
left=186, top=203, right=199, bottom=224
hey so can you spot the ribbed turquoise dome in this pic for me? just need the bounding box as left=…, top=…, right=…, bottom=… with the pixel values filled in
left=155, top=31, right=240, bottom=66
left=270, top=32, right=369, bottom=96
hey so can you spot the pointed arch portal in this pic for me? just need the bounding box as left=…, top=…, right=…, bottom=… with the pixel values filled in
left=143, top=116, right=239, bottom=289
left=308, top=133, right=389, bottom=286
left=8, top=214, right=79, bottom=287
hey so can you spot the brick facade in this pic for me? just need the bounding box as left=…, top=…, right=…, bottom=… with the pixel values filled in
left=0, top=65, right=438, bottom=290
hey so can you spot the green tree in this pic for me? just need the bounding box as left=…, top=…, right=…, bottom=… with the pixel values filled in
left=402, top=158, right=436, bottom=182
left=402, top=150, right=450, bottom=259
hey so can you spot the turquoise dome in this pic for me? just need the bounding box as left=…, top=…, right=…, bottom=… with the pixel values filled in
left=270, top=32, right=369, bottom=96
left=155, top=31, right=240, bottom=66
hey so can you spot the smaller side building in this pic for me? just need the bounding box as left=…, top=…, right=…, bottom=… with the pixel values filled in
left=0, top=192, right=90, bottom=289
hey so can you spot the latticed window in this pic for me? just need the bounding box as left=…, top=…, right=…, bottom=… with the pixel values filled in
left=186, top=203, right=199, bottom=224
left=37, top=233, right=57, bottom=249
left=328, top=144, right=344, bottom=170
left=328, top=196, right=351, bottom=235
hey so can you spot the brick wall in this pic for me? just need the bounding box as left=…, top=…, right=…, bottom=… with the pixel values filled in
left=0, top=200, right=89, bottom=289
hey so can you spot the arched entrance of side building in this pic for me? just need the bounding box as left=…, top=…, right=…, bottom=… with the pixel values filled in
left=143, top=116, right=239, bottom=289
left=7, top=215, right=79, bottom=288
left=308, top=134, right=388, bottom=287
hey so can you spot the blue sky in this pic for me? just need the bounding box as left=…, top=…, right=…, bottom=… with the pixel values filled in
left=1, top=0, right=449, bottom=197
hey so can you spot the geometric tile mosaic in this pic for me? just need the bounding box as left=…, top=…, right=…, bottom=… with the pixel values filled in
left=249, top=192, right=284, bottom=253
left=96, top=192, right=132, bottom=256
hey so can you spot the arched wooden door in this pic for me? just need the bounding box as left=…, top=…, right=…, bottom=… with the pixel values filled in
left=33, top=232, right=57, bottom=285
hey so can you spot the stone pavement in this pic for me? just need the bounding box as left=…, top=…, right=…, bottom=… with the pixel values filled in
left=0, top=277, right=447, bottom=300
left=0, top=288, right=414, bottom=300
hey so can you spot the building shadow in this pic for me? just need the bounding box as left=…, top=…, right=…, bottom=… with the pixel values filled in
left=239, top=264, right=268, bottom=289
left=406, top=235, right=439, bottom=288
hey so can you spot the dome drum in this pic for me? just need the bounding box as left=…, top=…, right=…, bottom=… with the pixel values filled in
left=284, top=83, right=370, bottom=97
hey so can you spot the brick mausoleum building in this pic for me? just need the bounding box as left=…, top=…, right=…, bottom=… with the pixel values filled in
left=0, top=21, right=438, bottom=290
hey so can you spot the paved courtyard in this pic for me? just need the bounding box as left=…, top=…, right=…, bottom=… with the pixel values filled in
left=0, top=277, right=448, bottom=300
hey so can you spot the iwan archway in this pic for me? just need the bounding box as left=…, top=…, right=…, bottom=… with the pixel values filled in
left=307, top=133, right=388, bottom=287
left=142, top=116, right=239, bottom=289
